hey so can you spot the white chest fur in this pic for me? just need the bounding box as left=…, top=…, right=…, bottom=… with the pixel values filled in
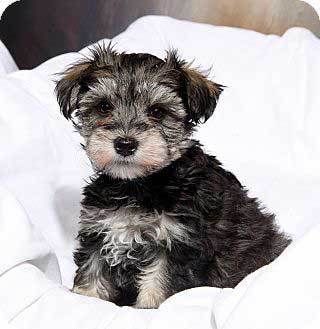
left=80, top=207, right=189, bottom=266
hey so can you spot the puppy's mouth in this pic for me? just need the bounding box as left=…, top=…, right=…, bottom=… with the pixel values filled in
left=86, top=127, right=172, bottom=179
left=106, top=145, right=169, bottom=180
left=106, top=160, right=148, bottom=180
left=87, top=140, right=169, bottom=180
left=98, top=158, right=164, bottom=181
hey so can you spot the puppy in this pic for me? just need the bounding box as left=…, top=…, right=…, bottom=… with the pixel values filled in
left=55, top=45, right=291, bottom=308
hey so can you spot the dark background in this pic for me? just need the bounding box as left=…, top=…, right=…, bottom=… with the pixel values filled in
left=0, top=0, right=192, bottom=69
left=1, top=0, right=319, bottom=69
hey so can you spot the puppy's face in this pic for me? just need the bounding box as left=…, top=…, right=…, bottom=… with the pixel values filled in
left=56, top=46, right=223, bottom=179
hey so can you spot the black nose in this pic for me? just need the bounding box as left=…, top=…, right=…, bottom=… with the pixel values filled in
left=114, top=137, right=138, bottom=157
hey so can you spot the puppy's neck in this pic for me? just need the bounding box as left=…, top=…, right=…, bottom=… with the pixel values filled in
left=84, top=141, right=206, bottom=213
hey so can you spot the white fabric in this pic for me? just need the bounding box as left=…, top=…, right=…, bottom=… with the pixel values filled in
left=0, top=15, right=320, bottom=329
left=0, top=39, right=18, bottom=74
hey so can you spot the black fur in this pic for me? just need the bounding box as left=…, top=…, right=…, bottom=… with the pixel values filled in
left=75, top=141, right=290, bottom=305
left=55, top=46, right=290, bottom=308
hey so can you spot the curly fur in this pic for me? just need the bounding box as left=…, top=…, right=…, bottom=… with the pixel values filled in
left=55, top=44, right=291, bottom=308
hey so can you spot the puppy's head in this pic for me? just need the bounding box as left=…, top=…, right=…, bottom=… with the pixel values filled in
left=55, top=45, right=223, bottom=179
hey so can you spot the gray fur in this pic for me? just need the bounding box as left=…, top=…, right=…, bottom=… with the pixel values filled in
left=55, top=45, right=290, bottom=309
left=80, top=206, right=191, bottom=267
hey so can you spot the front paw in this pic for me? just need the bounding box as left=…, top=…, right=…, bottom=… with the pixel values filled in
left=135, top=291, right=165, bottom=309
left=72, top=285, right=101, bottom=299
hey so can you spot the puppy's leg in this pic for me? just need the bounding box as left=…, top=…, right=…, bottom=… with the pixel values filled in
left=135, top=254, right=168, bottom=309
left=72, top=250, right=117, bottom=301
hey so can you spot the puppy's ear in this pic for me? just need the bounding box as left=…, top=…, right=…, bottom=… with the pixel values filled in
left=55, top=43, right=116, bottom=119
left=55, top=60, right=93, bottom=119
left=166, top=50, right=224, bottom=124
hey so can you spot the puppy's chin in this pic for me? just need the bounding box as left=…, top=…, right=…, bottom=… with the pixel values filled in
left=88, top=150, right=171, bottom=180
left=87, top=128, right=173, bottom=179
left=87, top=141, right=192, bottom=180
left=106, top=162, right=153, bottom=180
left=105, top=146, right=171, bottom=179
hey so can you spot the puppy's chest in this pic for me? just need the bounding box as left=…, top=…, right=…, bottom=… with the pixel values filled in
left=82, top=207, right=188, bottom=267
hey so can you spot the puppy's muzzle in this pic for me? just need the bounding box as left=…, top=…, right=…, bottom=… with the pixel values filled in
left=114, top=137, right=138, bottom=157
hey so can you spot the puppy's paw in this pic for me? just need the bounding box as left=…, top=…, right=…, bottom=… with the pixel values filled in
left=135, top=292, right=165, bottom=309
left=72, top=285, right=100, bottom=299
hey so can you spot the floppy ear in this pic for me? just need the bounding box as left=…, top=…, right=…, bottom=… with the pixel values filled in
left=166, top=50, right=224, bottom=124
left=55, top=43, right=117, bottom=119
left=55, top=60, right=92, bottom=119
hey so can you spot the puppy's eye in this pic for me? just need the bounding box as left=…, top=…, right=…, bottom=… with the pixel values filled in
left=148, top=106, right=166, bottom=120
left=97, top=100, right=112, bottom=115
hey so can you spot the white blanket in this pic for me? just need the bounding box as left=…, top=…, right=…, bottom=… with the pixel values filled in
left=0, top=39, right=17, bottom=74
left=0, top=16, right=320, bottom=329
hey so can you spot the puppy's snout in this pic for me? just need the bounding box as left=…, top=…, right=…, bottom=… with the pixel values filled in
left=114, top=137, right=138, bottom=157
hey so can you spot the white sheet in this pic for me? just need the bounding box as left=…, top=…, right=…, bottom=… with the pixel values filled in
left=0, top=15, right=320, bottom=329
left=0, top=39, right=17, bottom=74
